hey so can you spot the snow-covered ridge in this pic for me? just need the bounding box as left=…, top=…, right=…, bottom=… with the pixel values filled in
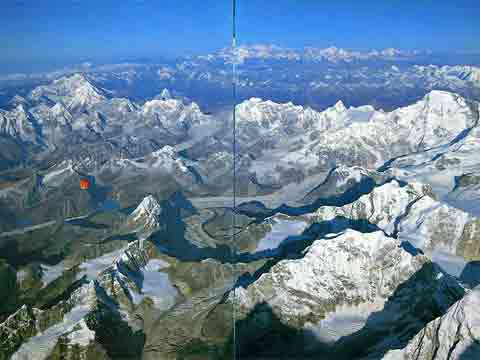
left=42, top=160, right=76, bottom=185
left=234, top=96, right=373, bottom=140
left=233, top=90, right=477, bottom=173
left=233, top=229, right=460, bottom=333
left=235, top=90, right=473, bottom=135
left=0, top=74, right=214, bottom=148
left=311, top=180, right=430, bottom=234
left=97, top=145, right=194, bottom=182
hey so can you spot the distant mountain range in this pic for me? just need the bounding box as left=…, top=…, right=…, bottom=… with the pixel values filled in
left=1, top=44, right=480, bottom=112
left=200, top=44, right=429, bottom=63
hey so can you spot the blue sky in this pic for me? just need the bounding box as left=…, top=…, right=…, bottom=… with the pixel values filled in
left=1, top=0, right=479, bottom=73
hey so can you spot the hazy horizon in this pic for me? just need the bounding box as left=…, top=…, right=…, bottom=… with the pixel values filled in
left=2, top=0, right=479, bottom=74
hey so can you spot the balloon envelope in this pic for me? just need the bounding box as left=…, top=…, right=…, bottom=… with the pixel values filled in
left=80, top=178, right=90, bottom=190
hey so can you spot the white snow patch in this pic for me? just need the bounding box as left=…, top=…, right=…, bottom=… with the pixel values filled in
left=305, top=298, right=386, bottom=343
left=130, top=259, right=177, bottom=310
left=67, top=319, right=95, bottom=346
left=431, top=250, right=468, bottom=277
left=255, top=218, right=308, bottom=252
left=16, top=269, right=28, bottom=283
left=77, top=246, right=128, bottom=281
left=41, top=262, right=67, bottom=287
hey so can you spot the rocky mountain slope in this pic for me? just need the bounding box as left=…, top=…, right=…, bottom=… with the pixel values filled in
left=383, top=286, right=480, bottom=360
left=1, top=166, right=478, bottom=359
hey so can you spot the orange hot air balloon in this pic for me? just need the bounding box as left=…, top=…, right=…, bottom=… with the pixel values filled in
left=80, top=178, right=90, bottom=190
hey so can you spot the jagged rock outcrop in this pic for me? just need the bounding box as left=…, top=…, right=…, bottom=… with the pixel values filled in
left=127, top=195, right=164, bottom=233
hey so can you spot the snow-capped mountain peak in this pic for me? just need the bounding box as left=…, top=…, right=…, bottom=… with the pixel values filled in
left=141, top=98, right=210, bottom=137
left=378, top=47, right=403, bottom=57
left=29, top=73, right=106, bottom=111
left=423, top=89, right=464, bottom=107
left=65, top=76, right=106, bottom=110
left=145, top=146, right=192, bottom=175
left=333, top=100, right=347, bottom=112
left=129, top=194, right=163, bottom=232
left=160, top=88, right=171, bottom=100
left=389, top=90, right=476, bottom=148
left=133, top=195, right=161, bottom=217
left=0, top=103, right=40, bottom=143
